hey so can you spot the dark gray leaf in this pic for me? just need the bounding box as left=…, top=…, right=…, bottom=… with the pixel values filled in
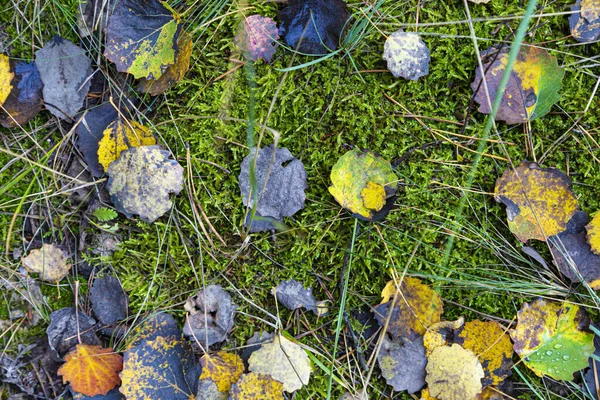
left=239, top=145, right=307, bottom=232
left=46, top=307, right=99, bottom=359
left=195, top=379, right=227, bottom=400
left=377, top=335, right=427, bottom=394
left=35, top=36, right=92, bottom=120
left=77, top=0, right=117, bottom=37
left=127, top=312, right=181, bottom=349
left=75, top=103, right=118, bottom=177
left=273, top=278, right=317, bottom=313
left=90, top=275, right=129, bottom=325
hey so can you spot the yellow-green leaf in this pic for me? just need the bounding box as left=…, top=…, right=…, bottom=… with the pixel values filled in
left=97, top=118, right=156, bottom=171
left=21, top=243, right=70, bottom=282
left=0, top=54, right=13, bottom=106
left=426, top=344, right=485, bottom=400
left=229, top=373, right=284, bottom=399
left=199, top=351, right=244, bottom=392
left=510, top=299, right=594, bottom=380
left=494, top=161, right=579, bottom=242
left=328, top=148, right=397, bottom=221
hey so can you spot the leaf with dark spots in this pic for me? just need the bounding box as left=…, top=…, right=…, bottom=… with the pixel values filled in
left=126, top=312, right=181, bottom=350
left=569, top=0, right=600, bottom=42
left=90, top=275, right=129, bottom=325
left=75, top=103, right=119, bottom=177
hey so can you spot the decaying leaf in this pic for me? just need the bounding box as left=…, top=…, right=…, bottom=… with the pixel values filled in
left=47, top=307, right=100, bottom=359
left=587, top=212, right=600, bottom=255
left=22, top=244, right=71, bottom=282
left=510, top=298, right=594, bottom=380
left=199, top=351, right=244, bottom=392
left=195, top=379, right=228, bottom=400
left=239, top=146, right=307, bottom=232
left=382, top=30, right=430, bottom=80
left=583, top=329, right=600, bottom=399
left=471, top=46, right=564, bottom=124
left=377, top=335, right=427, bottom=393
left=0, top=54, right=13, bottom=105
left=77, top=0, right=117, bottom=37
left=278, top=0, right=350, bottom=54
left=494, top=161, right=579, bottom=242
left=138, top=33, right=192, bottom=95
left=242, top=331, right=274, bottom=364
left=126, top=312, right=181, bottom=350
left=423, top=317, right=465, bottom=355
left=235, top=15, right=279, bottom=62
left=569, top=0, right=600, bottom=42
left=273, top=279, right=318, bottom=314
left=455, top=320, right=513, bottom=387
left=0, top=61, right=43, bottom=128
left=98, top=117, right=156, bottom=171
left=35, top=36, right=92, bottom=120
left=374, top=277, right=443, bottom=340
left=426, top=344, right=485, bottom=400
left=549, top=212, right=600, bottom=289
left=104, top=0, right=181, bottom=80
left=183, top=285, right=237, bottom=348
left=75, top=103, right=119, bottom=177
left=248, top=334, right=311, bottom=392
left=106, top=146, right=184, bottom=223
left=90, top=276, right=129, bottom=325
left=229, top=372, right=284, bottom=399
left=329, top=149, right=398, bottom=221
left=72, top=387, right=124, bottom=399
left=58, top=344, right=122, bottom=397
left=120, top=335, right=201, bottom=399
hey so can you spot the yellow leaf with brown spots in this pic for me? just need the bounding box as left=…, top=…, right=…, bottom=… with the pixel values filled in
left=58, top=344, right=122, bottom=397
left=97, top=117, right=156, bottom=171
left=423, top=317, right=464, bottom=355
left=200, top=351, right=244, bottom=392
left=426, top=344, right=485, bottom=400
left=21, top=243, right=70, bottom=282
left=0, top=54, right=14, bottom=106
left=455, top=320, right=513, bottom=387
left=229, top=373, right=284, bottom=399
left=374, top=277, right=443, bottom=340
left=494, top=161, right=579, bottom=242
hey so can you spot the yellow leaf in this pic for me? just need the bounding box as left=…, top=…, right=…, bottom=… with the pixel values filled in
left=21, top=243, right=70, bottom=282
left=360, top=181, right=386, bottom=211
left=494, top=161, right=579, bottom=242
left=97, top=118, right=156, bottom=171
left=0, top=54, right=13, bottom=106
left=586, top=212, right=600, bottom=255
left=229, top=372, right=284, bottom=399
left=426, top=344, right=485, bottom=400
left=58, top=344, right=122, bottom=397
left=423, top=317, right=464, bottom=355
left=200, top=351, right=244, bottom=392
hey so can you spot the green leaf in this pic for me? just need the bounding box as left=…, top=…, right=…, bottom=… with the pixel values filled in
left=93, top=207, right=118, bottom=222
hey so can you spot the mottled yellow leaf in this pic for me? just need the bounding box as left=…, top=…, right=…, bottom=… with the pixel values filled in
left=58, top=344, right=122, bottom=397
left=510, top=299, right=594, bottom=380
left=494, top=161, right=579, bottom=242
left=0, top=54, right=14, bottom=106
left=569, top=0, right=600, bottom=42
left=586, top=212, right=600, bottom=255
left=21, top=243, right=70, bottom=282
left=248, top=334, right=311, bottom=392
left=229, top=373, right=284, bottom=399
left=426, top=344, right=484, bottom=400
left=199, top=351, right=244, bottom=392
left=424, top=317, right=464, bottom=355
left=97, top=118, right=156, bottom=171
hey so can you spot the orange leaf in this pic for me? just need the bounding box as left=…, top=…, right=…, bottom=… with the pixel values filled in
left=58, top=344, right=123, bottom=397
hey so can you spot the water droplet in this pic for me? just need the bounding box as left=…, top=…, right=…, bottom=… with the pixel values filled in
left=548, top=367, right=554, bottom=373
left=554, top=344, right=563, bottom=349
left=563, top=355, right=570, bottom=360
left=546, top=350, right=553, bottom=356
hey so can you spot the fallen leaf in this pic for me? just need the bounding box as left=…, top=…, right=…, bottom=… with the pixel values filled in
left=47, top=307, right=100, bottom=359
left=21, top=243, right=71, bottom=282
left=97, top=117, right=156, bottom=171
left=471, top=46, right=564, bottom=124
left=455, top=320, right=514, bottom=387
left=569, top=0, right=600, bottom=42
left=248, top=334, right=311, bottom=392
left=0, top=54, right=13, bottom=105
left=229, top=372, right=284, bottom=399
left=329, top=149, right=398, bottom=221
left=104, top=0, right=181, bottom=80
left=426, top=344, right=485, bottom=400
left=195, top=379, right=228, bottom=400
left=72, top=387, right=124, bottom=399
left=494, top=161, right=579, bottom=242
left=583, top=328, right=600, bottom=399
left=199, top=351, right=244, bottom=392
left=241, top=331, right=274, bottom=365
left=423, top=317, right=465, bottom=355
left=273, top=279, right=318, bottom=314
left=126, top=312, right=181, bottom=350
left=58, top=344, right=122, bottom=397
left=382, top=30, right=430, bottom=80
left=374, top=277, right=443, bottom=340
left=239, top=146, right=307, bottom=232
left=75, top=103, right=119, bottom=177
left=183, top=285, right=237, bottom=348
left=77, top=0, right=117, bottom=37
left=90, top=276, right=129, bottom=325
left=106, top=146, right=184, bottom=223
left=278, top=0, right=350, bottom=54
left=35, top=36, right=92, bottom=120
left=138, top=33, right=192, bottom=95
left=0, top=61, right=43, bottom=128
left=587, top=212, right=600, bottom=255
left=120, top=335, right=201, bottom=399
left=510, top=298, right=594, bottom=380
left=377, top=335, right=427, bottom=393
left=235, top=15, right=279, bottom=62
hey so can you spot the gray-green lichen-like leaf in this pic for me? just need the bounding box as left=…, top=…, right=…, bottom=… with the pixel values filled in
left=377, top=335, right=427, bottom=393
left=382, top=30, right=430, bottom=80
